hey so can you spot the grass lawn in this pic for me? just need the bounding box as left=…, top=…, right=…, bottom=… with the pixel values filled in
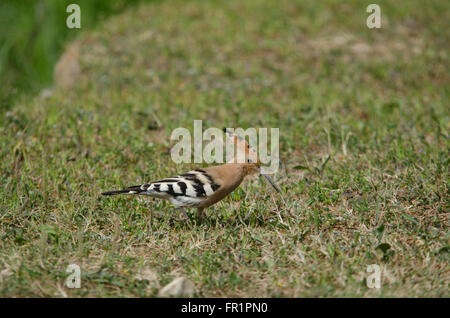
left=0, top=0, right=448, bottom=297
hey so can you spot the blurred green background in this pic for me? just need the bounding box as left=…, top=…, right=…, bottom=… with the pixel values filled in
left=0, top=0, right=155, bottom=109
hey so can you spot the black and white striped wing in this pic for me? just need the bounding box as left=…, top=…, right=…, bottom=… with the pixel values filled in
left=131, top=169, right=221, bottom=207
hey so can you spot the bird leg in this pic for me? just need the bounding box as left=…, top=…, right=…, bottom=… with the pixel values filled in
left=196, top=208, right=205, bottom=222
left=173, top=207, right=189, bottom=222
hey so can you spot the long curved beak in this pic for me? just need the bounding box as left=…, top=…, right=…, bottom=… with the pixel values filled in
left=261, top=173, right=281, bottom=193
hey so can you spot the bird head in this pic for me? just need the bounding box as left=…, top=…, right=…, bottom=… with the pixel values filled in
left=223, top=128, right=281, bottom=193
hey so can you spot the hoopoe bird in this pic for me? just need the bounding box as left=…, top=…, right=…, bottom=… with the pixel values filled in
left=102, top=129, right=280, bottom=220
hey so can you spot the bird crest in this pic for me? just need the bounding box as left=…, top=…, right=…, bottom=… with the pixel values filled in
left=222, top=128, right=259, bottom=164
